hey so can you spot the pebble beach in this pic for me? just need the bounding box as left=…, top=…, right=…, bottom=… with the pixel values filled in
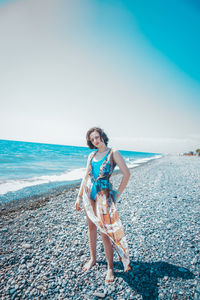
left=0, top=154, right=200, bottom=299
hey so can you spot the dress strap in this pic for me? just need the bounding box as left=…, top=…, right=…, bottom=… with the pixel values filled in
left=92, top=147, right=112, bottom=161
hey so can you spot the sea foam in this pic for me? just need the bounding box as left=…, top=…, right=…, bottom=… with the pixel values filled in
left=0, top=168, right=86, bottom=195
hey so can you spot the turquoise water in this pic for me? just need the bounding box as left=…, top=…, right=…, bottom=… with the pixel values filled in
left=0, top=139, right=162, bottom=203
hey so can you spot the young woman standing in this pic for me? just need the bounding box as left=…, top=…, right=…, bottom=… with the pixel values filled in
left=75, top=127, right=131, bottom=283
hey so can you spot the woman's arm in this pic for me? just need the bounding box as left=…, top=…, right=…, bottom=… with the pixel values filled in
left=75, top=153, right=92, bottom=211
left=77, top=153, right=92, bottom=197
left=113, top=149, right=130, bottom=198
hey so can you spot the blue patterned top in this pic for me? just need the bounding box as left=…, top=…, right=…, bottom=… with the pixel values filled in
left=90, top=151, right=110, bottom=200
left=91, top=152, right=108, bottom=179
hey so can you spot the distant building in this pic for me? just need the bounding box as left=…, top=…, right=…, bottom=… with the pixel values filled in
left=182, top=148, right=200, bottom=156
left=183, top=151, right=194, bottom=156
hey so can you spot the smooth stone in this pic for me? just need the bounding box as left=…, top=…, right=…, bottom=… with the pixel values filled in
left=22, top=243, right=31, bottom=249
left=9, top=288, right=17, bottom=295
left=178, top=267, right=188, bottom=273
left=36, top=285, right=44, bottom=290
left=93, top=291, right=107, bottom=298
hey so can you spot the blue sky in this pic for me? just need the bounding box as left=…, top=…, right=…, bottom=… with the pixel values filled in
left=0, top=0, right=199, bottom=153
left=123, top=0, right=200, bottom=83
left=86, top=0, right=200, bottom=82
left=66, top=0, right=200, bottom=108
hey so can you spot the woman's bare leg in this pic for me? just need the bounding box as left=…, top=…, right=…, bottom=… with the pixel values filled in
left=82, top=199, right=97, bottom=271
left=82, top=197, right=114, bottom=281
left=100, top=232, right=114, bottom=283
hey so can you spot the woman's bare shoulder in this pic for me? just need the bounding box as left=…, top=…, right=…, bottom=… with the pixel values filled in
left=111, top=148, right=122, bottom=163
left=88, top=151, right=96, bottom=159
left=112, top=147, right=120, bottom=155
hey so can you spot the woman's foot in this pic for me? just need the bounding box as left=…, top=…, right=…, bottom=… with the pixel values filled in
left=105, top=268, right=114, bottom=283
left=82, top=258, right=96, bottom=271
left=125, top=264, right=132, bottom=272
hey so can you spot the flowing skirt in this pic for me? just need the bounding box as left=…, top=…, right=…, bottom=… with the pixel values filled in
left=83, top=185, right=131, bottom=272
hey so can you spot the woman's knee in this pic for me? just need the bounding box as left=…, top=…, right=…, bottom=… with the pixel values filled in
left=100, top=231, right=106, bottom=238
left=100, top=231, right=110, bottom=242
left=88, top=219, right=97, bottom=231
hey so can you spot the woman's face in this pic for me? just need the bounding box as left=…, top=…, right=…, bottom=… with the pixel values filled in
left=89, top=130, right=104, bottom=148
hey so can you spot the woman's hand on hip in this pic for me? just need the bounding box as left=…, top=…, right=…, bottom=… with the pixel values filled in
left=116, top=193, right=120, bottom=201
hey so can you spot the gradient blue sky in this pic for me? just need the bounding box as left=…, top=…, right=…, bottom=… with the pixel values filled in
left=0, top=0, right=199, bottom=153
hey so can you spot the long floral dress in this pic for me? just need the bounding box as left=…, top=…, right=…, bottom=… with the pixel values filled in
left=82, top=147, right=131, bottom=272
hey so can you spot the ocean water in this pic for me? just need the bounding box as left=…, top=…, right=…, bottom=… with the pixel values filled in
left=0, top=140, right=162, bottom=204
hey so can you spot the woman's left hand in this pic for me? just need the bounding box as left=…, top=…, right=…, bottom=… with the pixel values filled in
left=116, top=192, right=121, bottom=201
left=113, top=190, right=121, bottom=202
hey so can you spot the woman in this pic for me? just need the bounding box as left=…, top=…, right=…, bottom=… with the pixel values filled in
left=75, top=127, right=131, bottom=283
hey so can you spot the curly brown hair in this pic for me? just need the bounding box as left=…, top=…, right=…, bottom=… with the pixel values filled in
left=86, top=127, right=109, bottom=149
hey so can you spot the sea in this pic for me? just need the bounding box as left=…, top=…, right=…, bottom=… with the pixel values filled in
left=0, top=139, right=162, bottom=204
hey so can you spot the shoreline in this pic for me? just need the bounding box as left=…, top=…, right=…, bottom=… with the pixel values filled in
left=0, top=155, right=164, bottom=218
